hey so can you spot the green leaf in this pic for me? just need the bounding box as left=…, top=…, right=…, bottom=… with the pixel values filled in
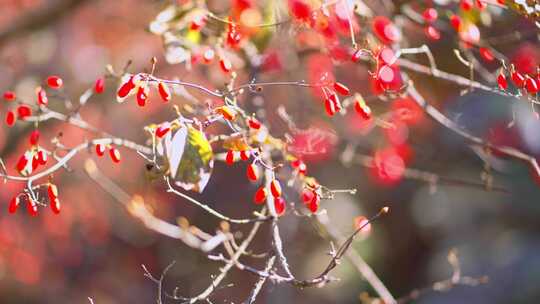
left=164, top=123, right=214, bottom=193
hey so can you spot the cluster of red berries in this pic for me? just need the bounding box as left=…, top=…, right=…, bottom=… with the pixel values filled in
left=191, top=48, right=234, bottom=74
left=301, top=186, right=321, bottom=213
left=95, top=143, right=122, bottom=163
left=117, top=75, right=171, bottom=106
left=15, top=130, right=48, bottom=176
left=497, top=66, right=539, bottom=95
left=8, top=183, right=60, bottom=216
left=254, top=179, right=286, bottom=216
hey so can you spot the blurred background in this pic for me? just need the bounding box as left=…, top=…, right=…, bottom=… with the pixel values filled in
left=0, top=0, right=540, bottom=303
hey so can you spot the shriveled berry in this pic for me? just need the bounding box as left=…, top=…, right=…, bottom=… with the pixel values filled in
left=37, top=88, right=48, bottom=105
left=226, top=150, right=235, bottom=165
left=5, top=111, right=16, bottom=126
left=274, top=197, right=286, bottom=215
left=270, top=179, right=282, bottom=197
left=95, top=144, right=106, bottom=157
left=254, top=187, right=268, bottom=204
left=29, top=130, right=40, bottom=146
left=17, top=105, right=32, bottom=119
left=47, top=76, right=63, bottom=89
left=247, top=164, right=259, bottom=181
left=94, top=77, right=105, bottom=93
left=3, top=91, right=16, bottom=101
left=158, top=82, right=171, bottom=103
left=8, top=196, right=20, bottom=214
left=109, top=147, right=121, bottom=163
left=333, top=82, right=350, bottom=96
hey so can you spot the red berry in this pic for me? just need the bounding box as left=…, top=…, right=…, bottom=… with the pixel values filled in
left=247, top=164, right=259, bottom=181
left=36, top=149, right=47, bottom=165
left=3, top=91, right=16, bottom=101
left=292, top=159, right=307, bottom=175
left=308, top=194, right=320, bottom=213
left=461, top=0, right=473, bottom=10
left=333, top=82, right=350, bottom=96
left=422, top=8, right=438, bottom=23
left=158, top=82, right=171, bottom=103
left=5, top=111, right=16, bottom=126
left=475, top=0, right=487, bottom=9
left=372, top=16, right=401, bottom=44
left=48, top=183, right=58, bottom=200
left=16, top=153, right=29, bottom=173
left=479, top=47, right=495, bottom=62
left=424, top=26, right=441, bottom=40
left=27, top=198, right=38, bottom=217
left=288, top=0, right=311, bottom=21
left=117, top=76, right=135, bottom=98
left=526, top=76, right=539, bottom=94
left=512, top=71, right=526, bottom=87
left=324, top=97, right=336, bottom=116
left=301, top=189, right=315, bottom=203
left=136, top=86, right=148, bottom=107
left=355, top=97, right=372, bottom=120
left=94, top=77, right=105, bottom=93
left=220, top=58, right=232, bottom=73
left=95, top=144, right=106, bottom=157
left=274, top=197, right=286, bottom=216
left=254, top=187, right=268, bottom=204
left=270, top=179, right=282, bottom=197
left=248, top=117, right=261, bottom=129
left=37, top=88, right=48, bottom=106
left=351, top=49, right=364, bottom=63
left=450, top=15, right=461, bottom=31
left=226, top=150, right=235, bottom=165
left=109, top=147, right=121, bottom=163
left=190, top=14, right=206, bottom=31
left=8, top=196, right=20, bottom=214
left=29, top=130, right=40, bottom=146
left=155, top=123, right=171, bottom=138
left=497, top=72, right=508, bottom=90
left=50, top=198, right=61, bottom=214
left=240, top=150, right=251, bottom=161
left=17, top=105, right=32, bottom=119
left=47, top=76, right=63, bottom=89
left=203, top=49, right=215, bottom=64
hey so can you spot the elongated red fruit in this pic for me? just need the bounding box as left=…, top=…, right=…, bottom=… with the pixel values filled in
left=226, top=150, right=235, bottom=165
left=247, top=164, right=259, bottom=181
left=47, top=76, right=63, bottom=89
left=5, top=111, right=15, bottom=126
left=308, top=194, right=320, bottom=213
left=270, top=179, right=282, bottom=197
left=109, top=147, right=121, bottom=163
left=50, top=198, right=61, bottom=214
left=155, top=123, right=171, bottom=138
left=37, top=88, right=48, bottom=105
left=8, top=196, right=20, bottom=214
left=95, top=144, right=106, bottom=156
left=240, top=150, right=250, bottom=161
left=117, top=76, right=135, bottom=98
left=27, top=197, right=38, bottom=216
left=333, top=82, right=350, bottom=96
left=136, top=86, right=148, bottom=107
left=94, top=77, right=105, bottom=93
left=158, top=82, right=171, bottom=102
left=274, top=197, right=286, bottom=215
left=254, top=187, right=268, bottom=204
left=29, top=130, right=40, bottom=146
